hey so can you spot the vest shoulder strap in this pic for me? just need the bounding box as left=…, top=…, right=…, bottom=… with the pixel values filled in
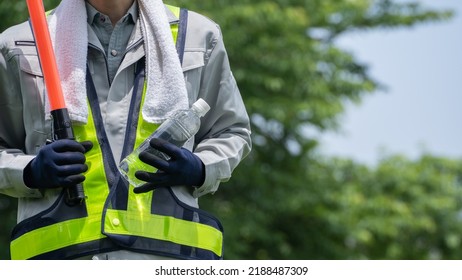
left=176, top=8, right=188, bottom=65
left=166, top=5, right=188, bottom=65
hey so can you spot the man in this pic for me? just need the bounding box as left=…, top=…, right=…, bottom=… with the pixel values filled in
left=0, top=0, right=251, bottom=260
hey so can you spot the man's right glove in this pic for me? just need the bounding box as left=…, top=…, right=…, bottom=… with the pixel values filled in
left=23, top=139, right=93, bottom=189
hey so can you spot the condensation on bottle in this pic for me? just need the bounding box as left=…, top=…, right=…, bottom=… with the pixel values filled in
left=118, top=99, right=211, bottom=188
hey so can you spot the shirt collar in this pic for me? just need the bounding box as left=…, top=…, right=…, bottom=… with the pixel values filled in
left=85, top=2, right=100, bottom=25
left=126, top=1, right=139, bottom=24
left=85, top=1, right=138, bottom=25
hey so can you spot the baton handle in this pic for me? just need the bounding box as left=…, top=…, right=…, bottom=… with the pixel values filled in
left=51, top=109, right=86, bottom=206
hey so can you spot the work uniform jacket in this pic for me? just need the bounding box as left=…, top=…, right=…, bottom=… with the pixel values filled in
left=0, top=5, right=251, bottom=259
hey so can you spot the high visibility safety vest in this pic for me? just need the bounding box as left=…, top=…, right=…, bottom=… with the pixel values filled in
left=10, top=6, right=224, bottom=260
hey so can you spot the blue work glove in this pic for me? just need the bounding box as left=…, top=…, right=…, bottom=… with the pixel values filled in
left=134, top=138, right=205, bottom=194
left=24, top=139, right=93, bottom=189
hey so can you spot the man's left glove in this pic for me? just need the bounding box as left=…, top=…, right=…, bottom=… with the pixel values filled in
left=134, top=138, right=205, bottom=193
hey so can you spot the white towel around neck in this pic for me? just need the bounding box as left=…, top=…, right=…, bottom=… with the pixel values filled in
left=46, top=0, right=188, bottom=124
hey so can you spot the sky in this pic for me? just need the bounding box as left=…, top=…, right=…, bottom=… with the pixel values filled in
left=319, top=0, right=462, bottom=166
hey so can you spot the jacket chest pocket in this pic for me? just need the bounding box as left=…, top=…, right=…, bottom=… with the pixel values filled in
left=182, top=50, right=205, bottom=102
left=18, top=54, right=51, bottom=140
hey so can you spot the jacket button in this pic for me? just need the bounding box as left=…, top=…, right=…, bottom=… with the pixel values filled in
left=111, top=50, right=118, bottom=57
left=112, top=218, right=120, bottom=226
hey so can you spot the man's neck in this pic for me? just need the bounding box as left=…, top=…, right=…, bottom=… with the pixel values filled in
left=87, top=0, right=135, bottom=25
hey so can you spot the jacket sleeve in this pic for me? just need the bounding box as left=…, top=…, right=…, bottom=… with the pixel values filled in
left=0, top=38, right=42, bottom=198
left=192, top=24, right=252, bottom=198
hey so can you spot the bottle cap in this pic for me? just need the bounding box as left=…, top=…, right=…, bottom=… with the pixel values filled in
left=192, top=98, right=211, bottom=117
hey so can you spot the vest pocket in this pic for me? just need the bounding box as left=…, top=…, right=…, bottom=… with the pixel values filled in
left=10, top=190, right=90, bottom=259
left=103, top=185, right=223, bottom=259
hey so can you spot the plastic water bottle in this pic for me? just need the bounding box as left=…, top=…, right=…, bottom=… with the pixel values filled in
left=118, top=98, right=211, bottom=187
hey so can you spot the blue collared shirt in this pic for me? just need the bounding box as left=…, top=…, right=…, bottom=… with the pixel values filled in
left=86, top=1, right=138, bottom=84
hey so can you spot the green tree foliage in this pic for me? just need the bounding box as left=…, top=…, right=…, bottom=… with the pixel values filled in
left=0, top=0, right=61, bottom=31
left=300, top=155, right=462, bottom=260
left=0, top=0, right=457, bottom=260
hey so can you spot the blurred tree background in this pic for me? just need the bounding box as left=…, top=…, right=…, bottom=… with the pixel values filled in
left=1, top=0, right=461, bottom=260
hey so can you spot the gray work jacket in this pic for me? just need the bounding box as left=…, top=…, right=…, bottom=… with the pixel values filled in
left=0, top=7, right=251, bottom=224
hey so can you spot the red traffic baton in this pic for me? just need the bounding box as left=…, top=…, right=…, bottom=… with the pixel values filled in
left=26, top=0, right=86, bottom=205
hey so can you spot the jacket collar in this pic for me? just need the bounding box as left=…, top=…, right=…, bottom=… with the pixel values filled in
left=88, top=4, right=178, bottom=54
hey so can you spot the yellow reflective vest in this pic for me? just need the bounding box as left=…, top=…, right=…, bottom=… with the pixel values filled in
left=10, top=5, right=223, bottom=260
